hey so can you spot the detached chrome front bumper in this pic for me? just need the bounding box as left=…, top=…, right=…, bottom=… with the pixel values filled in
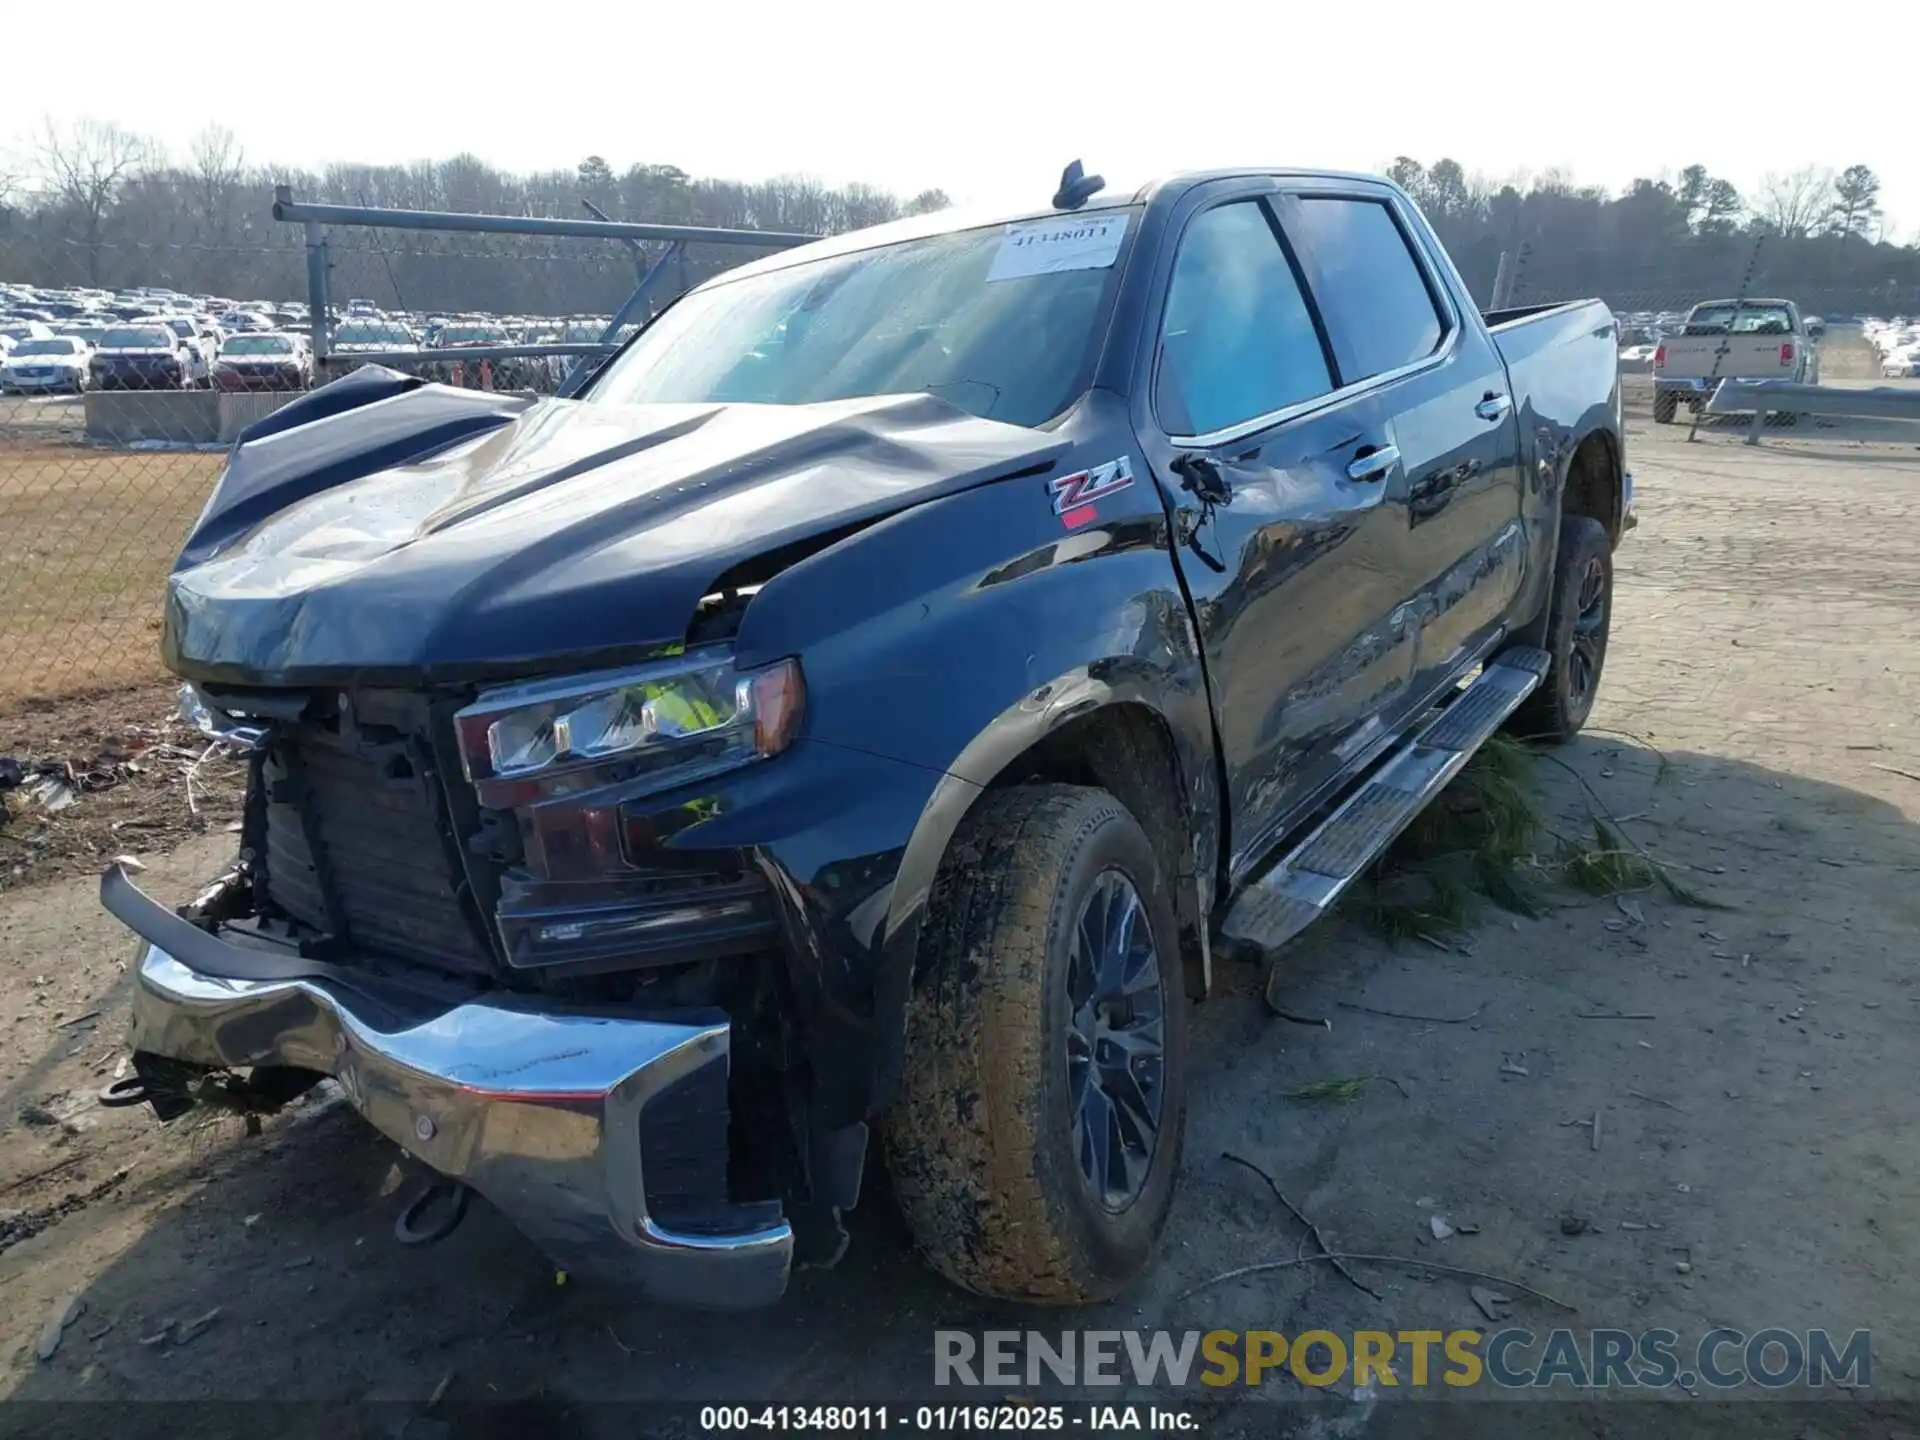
left=107, top=869, right=792, bottom=1309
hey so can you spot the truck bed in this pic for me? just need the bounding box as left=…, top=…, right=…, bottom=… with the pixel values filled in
left=1483, top=298, right=1619, bottom=438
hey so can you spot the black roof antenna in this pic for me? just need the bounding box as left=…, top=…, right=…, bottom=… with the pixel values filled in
left=1053, top=160, right=1105, bottom=211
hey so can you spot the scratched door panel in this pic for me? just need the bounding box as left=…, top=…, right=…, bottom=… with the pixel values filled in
left=1190, top=396, right=1414, bottom=878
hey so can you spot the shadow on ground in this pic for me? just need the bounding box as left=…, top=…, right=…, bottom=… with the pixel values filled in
left=6, top=736, right=1920, bottom=1440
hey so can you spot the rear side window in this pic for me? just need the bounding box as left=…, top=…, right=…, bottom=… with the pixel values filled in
left=1288, top=198, right=1445, bottom=383
left=1156, top=201, right=1332, bottom=436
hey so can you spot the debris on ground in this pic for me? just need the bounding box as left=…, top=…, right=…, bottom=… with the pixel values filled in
left=1470, top=1286, right=1512, bottom=1322
left=0, top=685, right=245, bottom=892
left=1289, top=1075, right=1373, bottom=1103
left=35, top=1292, right=87, bottom=1361
left=21, top=767, right=78, bottom=812
left=0, top=1168, right=133, bottom=1258
left=175, top=1307, right=223, bottom=1345
left=1430, top=1214, right=1456, bottom=1240
left=1223, top=1152, right=1383, bottom=1301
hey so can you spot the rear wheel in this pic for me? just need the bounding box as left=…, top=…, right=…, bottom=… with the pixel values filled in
left=885, top=785, right=1187, bottom=1303
left=1508, top=516, right=1612, bottom=744
left=1653, top=393, right=1678, bottom=424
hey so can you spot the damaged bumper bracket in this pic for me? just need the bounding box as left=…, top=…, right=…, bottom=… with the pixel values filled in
left=102, top=866, right=792, bottom=1309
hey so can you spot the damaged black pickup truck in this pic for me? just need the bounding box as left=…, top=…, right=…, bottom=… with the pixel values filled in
left=103, top=165, right=1633, bottom=1309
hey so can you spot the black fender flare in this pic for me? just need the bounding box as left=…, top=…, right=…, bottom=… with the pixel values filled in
left=1516, top=411, right=1624, bottom=642
left=863, top=665, right=1220, bottom=1113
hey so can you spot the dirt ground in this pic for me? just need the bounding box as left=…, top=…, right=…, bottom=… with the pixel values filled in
left=4, top=361, right=1920, bottom=1436
left=0, top=683, right=246, bottom=894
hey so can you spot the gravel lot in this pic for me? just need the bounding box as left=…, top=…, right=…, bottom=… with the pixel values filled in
left=3, top=348, right=1920, bottom=1436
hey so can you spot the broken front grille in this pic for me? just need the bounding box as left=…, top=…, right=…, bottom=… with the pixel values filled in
left=257, top=697, right=498, bottom=976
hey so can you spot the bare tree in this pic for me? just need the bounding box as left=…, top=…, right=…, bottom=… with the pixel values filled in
left=35, top=117, right=150, bottom=283
left=1754, top=165, right=1835, bottom=239
left=189, top=124, right=245, bottom=233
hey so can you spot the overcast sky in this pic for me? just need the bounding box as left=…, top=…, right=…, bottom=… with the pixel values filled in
left=7, top=1, right=1911, bottom=236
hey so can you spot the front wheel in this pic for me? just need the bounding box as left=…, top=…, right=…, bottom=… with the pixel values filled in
left=885, top=785, right=1188, bottom=1304
left=1508, top=516, right=1612, bottom=744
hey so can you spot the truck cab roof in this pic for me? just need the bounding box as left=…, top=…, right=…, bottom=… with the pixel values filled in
left=712, top=168, right=1402, bottom=289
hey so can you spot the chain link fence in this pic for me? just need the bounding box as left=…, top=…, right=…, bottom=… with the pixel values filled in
left=0, top=224, right=683, bottom=712
left=6, top=214, right=1918, bottom=713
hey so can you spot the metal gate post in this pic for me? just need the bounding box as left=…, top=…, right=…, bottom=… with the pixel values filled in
left=304, top=218, right=332, bottom=369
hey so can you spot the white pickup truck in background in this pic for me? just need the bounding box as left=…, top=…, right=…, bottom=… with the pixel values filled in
left=1652, top=297, right=1819, bottom=424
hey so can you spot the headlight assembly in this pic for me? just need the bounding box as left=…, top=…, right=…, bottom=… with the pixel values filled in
left=454, top=650, right=804, bottom=805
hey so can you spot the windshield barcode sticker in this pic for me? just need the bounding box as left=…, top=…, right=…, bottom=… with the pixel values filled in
left=988, top=214, right=1129, bottom=282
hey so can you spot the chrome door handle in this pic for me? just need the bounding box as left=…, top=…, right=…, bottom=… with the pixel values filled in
left=1475, top=393, right=1513, bottom=422
left=1347, top=445, right=1400, bottom=482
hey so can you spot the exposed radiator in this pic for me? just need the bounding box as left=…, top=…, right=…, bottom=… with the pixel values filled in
left=258, top=707, right=497, bottom=975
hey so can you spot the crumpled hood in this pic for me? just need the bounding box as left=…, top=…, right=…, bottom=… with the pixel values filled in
left=165, top=370, right=1068, bottom=685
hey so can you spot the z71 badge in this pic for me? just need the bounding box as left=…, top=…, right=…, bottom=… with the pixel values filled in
left=1048, top=456, right=1136, bottom=529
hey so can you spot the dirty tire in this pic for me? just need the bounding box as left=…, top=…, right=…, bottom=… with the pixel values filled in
left=1653, top=392, right=1678, bottom=424
left=1509, top=516, right=1612, bottom=744
left=884, top=784, right=1187, bottom=1304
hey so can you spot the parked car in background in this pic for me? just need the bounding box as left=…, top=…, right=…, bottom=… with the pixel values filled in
left=425, top=319, right=560, bottom=390
left=1, top=335, right=95, bottom=393
left=1, top=320, right=56, bottom=348
left=1882, top=350, right=1920, bottom=379
left=213, top=333, right=313, bottom=391
left=157, top=316, right=218, bottom=384
left=1652, top=298, right=1819, bottom=423
left=216, top=310, right=276, bottom=337
left=331, top=318, right=420, bottom=355
left=90, top=324, right=198, bottom=390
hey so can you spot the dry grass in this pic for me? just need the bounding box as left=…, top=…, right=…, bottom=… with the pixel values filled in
left=0, top=444, right=223, bottom=708
left=1350, top=734, right=1552, bottom=941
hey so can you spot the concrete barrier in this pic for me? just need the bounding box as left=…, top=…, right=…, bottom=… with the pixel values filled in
left=84, top=389, right=220, bottom=445
left=217, top=390, right=301, bottom=443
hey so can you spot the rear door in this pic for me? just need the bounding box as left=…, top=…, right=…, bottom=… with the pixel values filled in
left=1277, top=190, right=1526, bottom=699
left=1134, top=186, right=1418, bottom=881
